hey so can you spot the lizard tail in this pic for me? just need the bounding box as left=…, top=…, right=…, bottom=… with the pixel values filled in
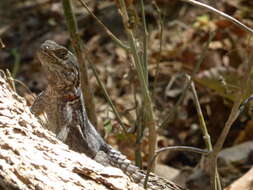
left=107, top=148, right=186, bottom=190
left=107, top=148, right=146, bottom=182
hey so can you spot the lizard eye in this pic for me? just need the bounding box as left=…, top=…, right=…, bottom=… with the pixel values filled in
left=54, top=48, right=68, bottom=59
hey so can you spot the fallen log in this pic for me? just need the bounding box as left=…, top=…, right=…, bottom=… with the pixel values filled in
left=0, top=72, right=142, bottom=190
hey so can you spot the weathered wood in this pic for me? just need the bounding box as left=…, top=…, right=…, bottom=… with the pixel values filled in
left=0, top=72, right=142, bottom=190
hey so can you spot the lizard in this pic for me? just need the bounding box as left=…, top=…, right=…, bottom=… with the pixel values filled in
left=31, top=40, right=187, bottom=190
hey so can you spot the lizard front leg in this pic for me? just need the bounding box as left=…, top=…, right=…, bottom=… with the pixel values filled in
left=31, top=91, right=48, bottom=116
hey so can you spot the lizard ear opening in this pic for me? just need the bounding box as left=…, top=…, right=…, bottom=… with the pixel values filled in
left=54, top=48, right=68, bottom=59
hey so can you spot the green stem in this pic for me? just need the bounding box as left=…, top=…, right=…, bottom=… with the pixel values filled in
left=62, top=0, right=98, bottom=126
left=89, top=62, right=127, bottom=133
left=187, top=75, right=212, bottom=151
left=118, top=0, right=157, bottom=171
left=140, top=0, right=148, bottom=85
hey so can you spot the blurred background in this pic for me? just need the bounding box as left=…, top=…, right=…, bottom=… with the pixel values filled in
left=0, top=0, right=253, bottom=189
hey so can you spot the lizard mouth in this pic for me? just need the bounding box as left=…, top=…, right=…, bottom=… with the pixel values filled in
left=38, top=40, right=65, bottom=64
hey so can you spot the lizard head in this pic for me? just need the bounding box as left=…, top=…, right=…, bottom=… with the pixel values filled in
left=37, top=40, right=80, bottom=90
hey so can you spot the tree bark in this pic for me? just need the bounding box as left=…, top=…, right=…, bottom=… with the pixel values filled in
left=0, top=72, right=142, bottom=190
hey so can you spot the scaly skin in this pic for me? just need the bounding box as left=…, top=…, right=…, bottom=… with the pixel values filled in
left=32, top=40, right=187, bottom=190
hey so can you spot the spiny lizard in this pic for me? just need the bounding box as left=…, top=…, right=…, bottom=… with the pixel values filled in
left=31, top=40, right=187, bottom=190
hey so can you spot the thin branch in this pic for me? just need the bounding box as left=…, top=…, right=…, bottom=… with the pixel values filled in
left=152, top=1, right=164, bottom=94
left=89, top=62, right=128, bottom=133
left=78, top=0, right=130, bottom=51
left=140, top=0, right=149, bottom=85
left=10, top=48, right=21, bottom=78
left=160, top=32, right=215, bottom=128
left=187, top=75, right=212, bottom=151
left=118, top=0, right=157, bottom=171
left=62, top=0, right=98, bottom=126
left=144, top=146, right=210, bottom=188
left=181, top=0, right=253, bottom=34
left=187, top=74, right=221, bottom=189
left=209, top=52, right=253, bottom=190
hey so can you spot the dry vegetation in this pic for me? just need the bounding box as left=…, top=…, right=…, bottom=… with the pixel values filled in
left=0, top=0, right=253, bottom=189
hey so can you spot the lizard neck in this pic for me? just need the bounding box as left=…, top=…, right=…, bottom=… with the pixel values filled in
left=46, top=84, right=81, bottom=100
